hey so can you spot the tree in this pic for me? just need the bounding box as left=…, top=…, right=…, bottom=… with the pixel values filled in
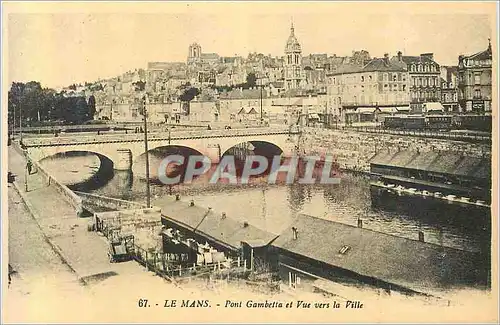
left=88, top=95, right=96, bottom=119
left=246, top=72, right=257, bottom=88
left=179, top=87, right=200, bottom=102
left=133, top=80, right=146, bottom=92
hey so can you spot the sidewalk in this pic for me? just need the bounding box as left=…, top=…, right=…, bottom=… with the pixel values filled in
left=8, top=144, right=114, bottom=282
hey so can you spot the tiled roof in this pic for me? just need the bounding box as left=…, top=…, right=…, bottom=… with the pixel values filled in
left=201, top=53, right=220, bottom=60
left=160, top=197, right=278, bottom=250
left=327, top=64, right=363, bottom=76
left=400, top=55, right=436, bottom=65
left=272, top=213, right=486, bottom=294
left=370, top=150, right=491, bottom=181
left=362, top=58, right=406, bottom=73
left=464, top=46, right=492, bottom=61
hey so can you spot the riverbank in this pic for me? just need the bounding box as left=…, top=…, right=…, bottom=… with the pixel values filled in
left=6, top=143, right=496, bottom=323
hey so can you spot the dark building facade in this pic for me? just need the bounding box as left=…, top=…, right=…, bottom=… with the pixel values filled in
left=398, top=52, right=441, bottom=113
left=440, top=66, right=459, bottom=112
left=458, top=41, right=493, bottom=113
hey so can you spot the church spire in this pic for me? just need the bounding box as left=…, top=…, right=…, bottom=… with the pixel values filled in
left=488, top=38, right=491, bottom=53
left=290, top=19, right=294, bottom=36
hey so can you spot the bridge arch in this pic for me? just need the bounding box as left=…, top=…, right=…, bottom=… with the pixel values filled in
left=38, top=150, right=115, bottom=189
left=221, top=140, right=284, bottom=159
left=133, top=144, right=208, bottom=183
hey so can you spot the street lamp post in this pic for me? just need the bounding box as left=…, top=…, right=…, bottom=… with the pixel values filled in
left=142, top=95, right=151, bottom=208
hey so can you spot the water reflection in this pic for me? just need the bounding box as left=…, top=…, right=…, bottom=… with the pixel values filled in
left=44, top=154, right=490, bottom=254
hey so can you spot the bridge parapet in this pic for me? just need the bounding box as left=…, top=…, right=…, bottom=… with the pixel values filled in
left=22, top=126, right=301, bottom=147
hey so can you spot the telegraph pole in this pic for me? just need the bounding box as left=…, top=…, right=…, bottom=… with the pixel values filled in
left=260, top=79, right=263, bottom=125
left=142, top=95, right=151, bottom=208
left=19, top=104, right=23, bottom=143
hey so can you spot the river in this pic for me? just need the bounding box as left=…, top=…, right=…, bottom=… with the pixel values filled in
left=40, top=153, right=490, bottom=253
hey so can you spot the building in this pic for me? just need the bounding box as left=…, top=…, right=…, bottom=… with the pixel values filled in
left=396, top=52, right=441, bottom=113
left=370, top=150, right=491, bottom=202
left=327, top=54, right=410, bottom=125
left=160, top=197, right=278, bottom=270
left=457, top=41, right=493, bottom=113
left=271, top=213, right=488, bottom=296
left=283, top=23, right=306, bottom=90
left=440, top=66, right=459, bottom=112
left=187, top=43, right=220, bottom=66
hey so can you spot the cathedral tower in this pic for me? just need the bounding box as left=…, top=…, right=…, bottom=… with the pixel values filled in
left=284, top=23, right=304, bottom=90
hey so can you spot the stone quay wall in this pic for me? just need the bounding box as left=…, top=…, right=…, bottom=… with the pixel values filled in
left=75, top=191, right=148, bottom=211
left=300, top=127, right=491, bottom=172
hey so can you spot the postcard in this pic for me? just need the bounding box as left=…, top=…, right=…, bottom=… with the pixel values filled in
left=2, top=1, right=498, bottom=323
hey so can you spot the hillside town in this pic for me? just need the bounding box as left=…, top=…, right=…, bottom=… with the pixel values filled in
left=6, top=12, right=495, bottom=324
left=57, top=23, right=492, bottom=128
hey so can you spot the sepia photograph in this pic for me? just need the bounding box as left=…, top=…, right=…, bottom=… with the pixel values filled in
left=1, top=1, right=498, bottom=323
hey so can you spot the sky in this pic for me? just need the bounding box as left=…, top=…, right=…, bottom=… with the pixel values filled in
left=4, top=2, right=495, bottom=89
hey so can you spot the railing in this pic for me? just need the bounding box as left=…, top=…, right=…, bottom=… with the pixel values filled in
left=131, top=245, right=246, bottom=280
left=22, top=126, right=301, bottom=147
left=341, top=126, right=491, bottom=143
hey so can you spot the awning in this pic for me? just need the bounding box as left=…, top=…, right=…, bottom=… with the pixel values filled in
left=424, top=102, right=444, bottom=111
left=357, top=107, right=376, bottom=114
left=309, top=113, right=320, bottom=119
left=396, top=106, right=411, bottom=112
left=378, top=107, right=398, bottom=113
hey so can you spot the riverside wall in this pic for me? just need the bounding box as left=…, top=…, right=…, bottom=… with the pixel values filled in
left=300, top=127, right=491, bottom=172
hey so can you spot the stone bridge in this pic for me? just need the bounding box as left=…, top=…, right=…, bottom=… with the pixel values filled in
left=23, top=127, right=302, bottom=170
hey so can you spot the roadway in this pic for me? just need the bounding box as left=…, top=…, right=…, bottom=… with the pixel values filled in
left=21, top=126, right=300, bottom=147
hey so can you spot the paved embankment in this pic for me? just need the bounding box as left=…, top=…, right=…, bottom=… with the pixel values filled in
left=8, top=145, right=114, bottom=282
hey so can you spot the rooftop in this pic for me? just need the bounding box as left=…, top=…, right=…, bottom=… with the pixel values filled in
left=272, top=213, right=487, bottom=294
left=160, top=197, right=278, bottom=250
left=327, top=57, right=406, bottom=76
left=370, top=150, right=491, bottom=182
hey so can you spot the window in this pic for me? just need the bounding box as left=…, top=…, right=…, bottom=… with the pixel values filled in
left=412, top=78, right=416, bottom=86
left=383, top=73, right=388, bottom=81
left=289, top=272, right=300, bottom=289
left=403, top=85, right=406, bottom=91
left=475, top=89, right=481, bottom=98
left=369, top=75, right=372, bottom=81
left=361, top=76, right=365, bottom=82
left=474, top=74, right=481, bottom=85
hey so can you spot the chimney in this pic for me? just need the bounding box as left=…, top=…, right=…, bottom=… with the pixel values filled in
left=175, top=194, right=181, bottom=201
left=397, top=51, right=402, bottom=62
left=357, top=218, right=363, bottom=228
left=292, top=227, right=298, bottom=240
left=190, top=200, right=195, bottom=207
left=418, top=231, right=425, bottom=242
left=420, top=53, right=434, bottom=61
left=221, top=212, right=227, bottom=219
left=383, top=53, right=389, bottom=64
left=243, top=221, right=249, bottom=228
